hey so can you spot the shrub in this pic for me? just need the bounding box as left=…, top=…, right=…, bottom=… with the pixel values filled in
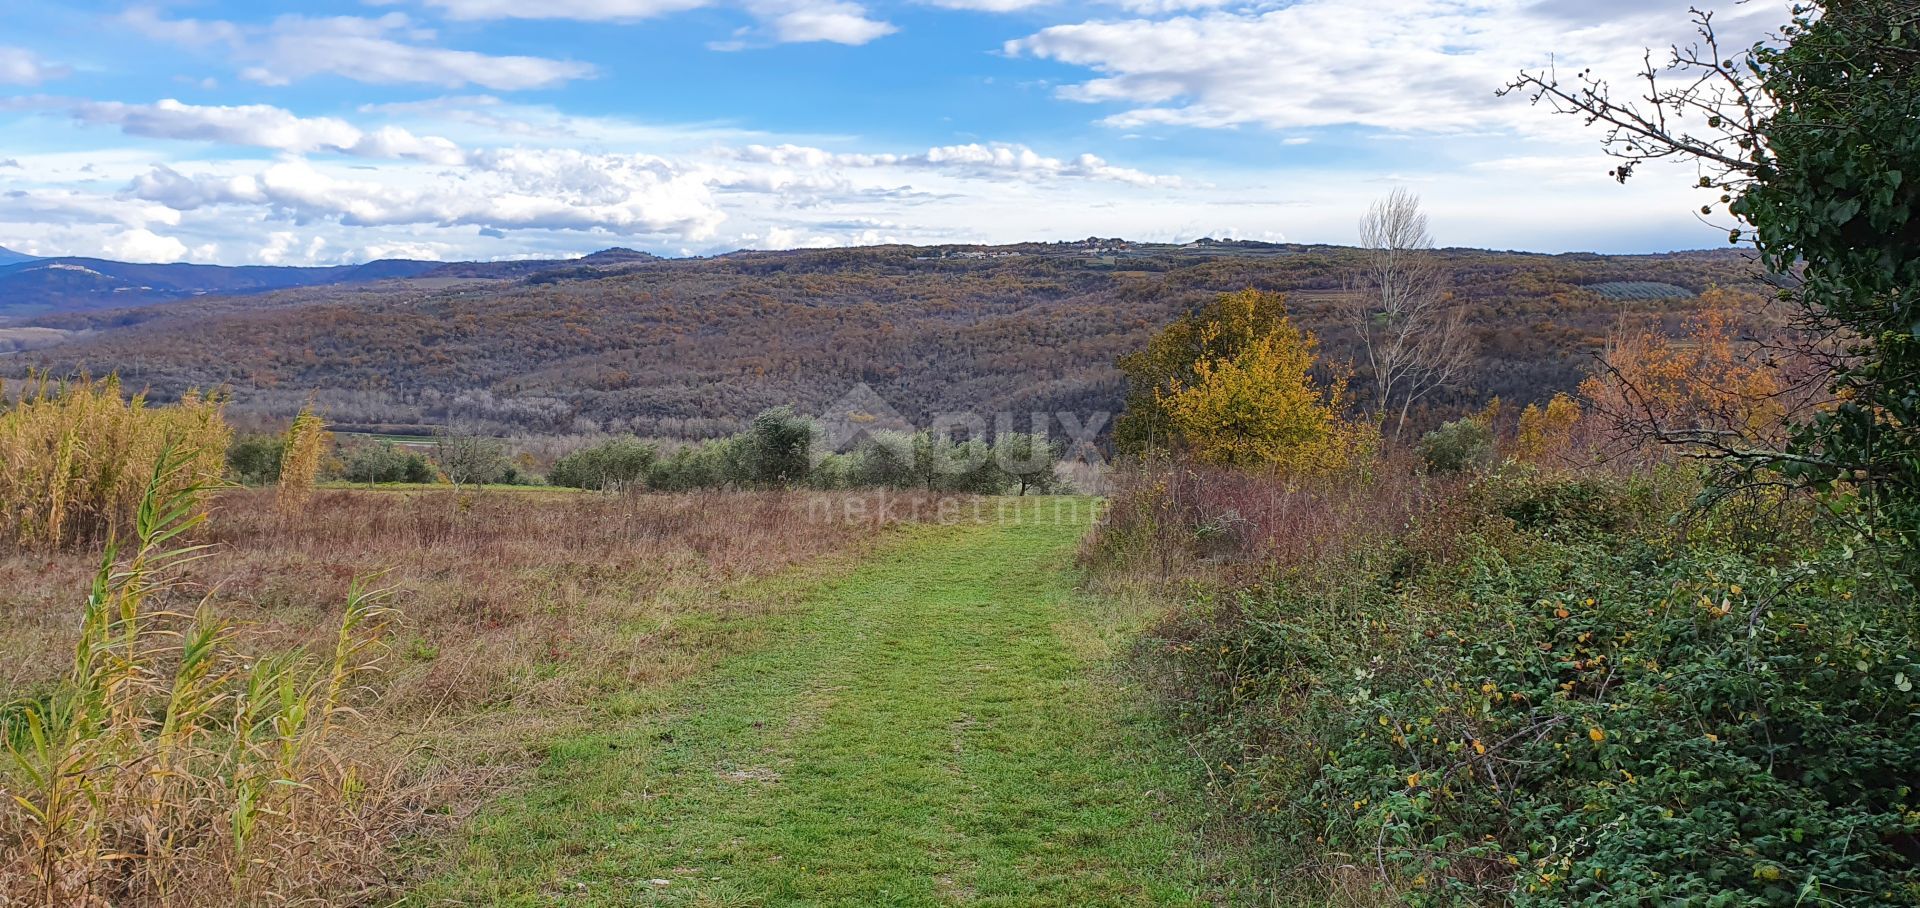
left=339, top=442, right=436, bottom=485
left=1156, top=298, right=1375, bottom=474
left=0, top=376, right=229, bottom=550
left=226, top=433, right=285, bottom=485
left=738, top=407, right=815, bottom=487
left=993, top=432, right=1063, bottom=496
left=647, top=440, right=731, bottom=491
left=849, top=432, right=917, bottom=489
left=0, top=454, right=395, bottom=904
left=1417, top=416, right=1495, bottom=474
left=432, top=432, right=511, bottom=488
left=550, top=437, right=658, bottom=490
left=1094, top=464, right=1920, bottom=905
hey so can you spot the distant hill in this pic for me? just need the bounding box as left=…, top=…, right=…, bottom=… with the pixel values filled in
left=0, top=256, right=453, bottom=318
left=0, top=248, right=678, bottom=319
left=8, top=241, right=1769, bottom=438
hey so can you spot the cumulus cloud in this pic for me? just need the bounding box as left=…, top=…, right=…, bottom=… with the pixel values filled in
left=100, top=227, right=190, bottom=263
left=746, top=0, right=897, bottom=45
left=70, top=99, right=466, bottom=164
left=1007, top=0, right=1791, bottom=133
left=122, top=9, right=596, bottom=90
left=0, top=188, right=184, bottom=228
left=0, top=47, right=69, bottom=86
left=125, top=152, right=725, bottom=238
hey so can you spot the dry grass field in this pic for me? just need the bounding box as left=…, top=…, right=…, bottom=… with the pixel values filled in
left=0, top=485, right=951, bottom=904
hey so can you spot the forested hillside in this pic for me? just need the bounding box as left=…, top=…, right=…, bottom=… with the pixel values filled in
left=8, top=240, right=1766, bottom=436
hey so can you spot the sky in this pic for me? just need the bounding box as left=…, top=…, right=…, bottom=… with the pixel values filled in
left=0, top=0, right=1792, bottom=265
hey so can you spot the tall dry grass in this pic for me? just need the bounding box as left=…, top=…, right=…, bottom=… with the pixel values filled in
left=0, top=376, right=229, bottom=551
left=0, top=485, right=950, bottom=904
left=0, top=453, right=397, bottom=906
left=1086, top=457, right=1436, bottom=591
left=274, top=406, right=327, bottom=517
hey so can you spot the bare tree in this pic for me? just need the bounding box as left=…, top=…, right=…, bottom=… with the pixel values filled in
left=1343, top=189, right=1474, bottom=441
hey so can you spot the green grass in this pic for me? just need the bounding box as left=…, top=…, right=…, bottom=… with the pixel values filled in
left=404, top=505, right=1253, bottom=907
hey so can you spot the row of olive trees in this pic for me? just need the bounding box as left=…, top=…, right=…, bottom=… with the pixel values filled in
left=550, top=406, right=1067, bottom=495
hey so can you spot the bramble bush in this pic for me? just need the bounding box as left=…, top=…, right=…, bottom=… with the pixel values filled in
left=1097, top=462, right=1920, bottom=905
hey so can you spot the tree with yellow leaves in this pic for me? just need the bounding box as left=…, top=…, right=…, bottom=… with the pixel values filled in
left=1515, top=393, right=1582, bottom=463
left=1115, top=288, right=1294, bottom=457
left=1156, top=300, right=1376, bottom=473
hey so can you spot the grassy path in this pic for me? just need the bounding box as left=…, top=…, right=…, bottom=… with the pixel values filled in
left=408, top=508, right=1230, bottom=907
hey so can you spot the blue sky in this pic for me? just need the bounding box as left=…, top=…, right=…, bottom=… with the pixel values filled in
left=0, top=0, right=1789, bottom=264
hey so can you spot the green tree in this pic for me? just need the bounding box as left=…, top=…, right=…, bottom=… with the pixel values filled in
left=550, top=437, right=658, bottom=490
left=433, top=431, right=511, bottom=490
left=226, top=433, right=285, bottom=485
left=739, top=407, right=815, bottom=487
left=993, top=432, right=1062, bottom=496
left=340, top=442, right=435, bottom=485
left=850, top=432, right=916, bottom=488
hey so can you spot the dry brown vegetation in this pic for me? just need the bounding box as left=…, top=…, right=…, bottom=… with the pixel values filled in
left=13, top=243, right=1768, bottom=438
left=1, top=484, right=953, bottom=905
left=0, top=376, right=228, bottom=550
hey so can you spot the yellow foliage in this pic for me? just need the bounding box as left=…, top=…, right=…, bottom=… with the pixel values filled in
left=276, top=406, right=329, bottom=516
left=1157, top=307, right=1376, bottom=474
left=0, top=374, right=229, bottom=550
left=1515, top=393, right=1583, bottom=462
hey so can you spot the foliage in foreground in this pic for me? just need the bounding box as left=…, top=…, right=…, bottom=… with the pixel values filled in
left=1091, top=463, right=1920, bottom=905
left=0, top=376, right=229, bottom=550
left=0, top=454, right=396, bottom=905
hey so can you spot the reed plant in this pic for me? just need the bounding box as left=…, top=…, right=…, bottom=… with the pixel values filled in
left=274, top=406, right=328, bottom=517
left=0, top=449, right=394, bottom=906
left=0, top=375, right=229, bottom=550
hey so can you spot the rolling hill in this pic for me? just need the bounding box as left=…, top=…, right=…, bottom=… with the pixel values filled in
left=0, top=255, right=459, bottom=317
left=5, top=240, right=1768, bottom=438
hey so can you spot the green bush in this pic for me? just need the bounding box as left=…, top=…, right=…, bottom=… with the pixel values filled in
left=849, top=432, right=917, bottom=488
left=226, top=433, right=285, bottom=485
left=1120, top=468, right=1920, bottom=905
left=739, top=407, right=815, bottom=487
left=1417, top=417, right=1495, bottom=475
left=339, top=442, right=435, bottom=485
left=550, top=437, right=657, bottom=490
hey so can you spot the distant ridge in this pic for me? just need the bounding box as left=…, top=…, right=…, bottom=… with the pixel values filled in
left=0, top=256, right=447, bottom=318
left=0, top=246, right=39, bottom=267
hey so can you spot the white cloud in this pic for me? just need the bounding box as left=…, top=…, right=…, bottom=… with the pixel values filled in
left=69, top=99, right=466, bottom=164
left=125, top=152, right=725, bottom=238
left=1107, top=0, right=1237, bottom=13
left=747, top=0, right=897, bottom=44
left=0, top=47, right=69, bottom=86
left=723, top=141, right=1182, bottom=186
left=122, top=9, right=596, bottom=90
left=0, top=188, right=184, bottom=228
left=100, top=227, right=190, bottom=263
left=1007, top=0, right=1792, bottom=133
left=922, top=0, right=1053, bottom=11
left=398, top=0, right=712, bottom=20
